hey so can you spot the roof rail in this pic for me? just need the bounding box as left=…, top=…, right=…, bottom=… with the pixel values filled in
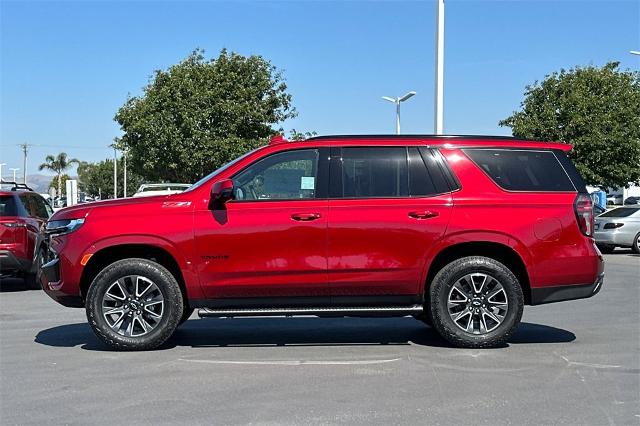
left=0, top=180, right=34, bottom=191
left=306, top=134, right=535, bottom=142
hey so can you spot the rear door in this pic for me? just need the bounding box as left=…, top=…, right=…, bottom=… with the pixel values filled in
left=327, top=146, right=453, bottom=299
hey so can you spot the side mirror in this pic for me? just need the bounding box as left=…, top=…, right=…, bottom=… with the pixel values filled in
left=211, top=179, right=234, bottom=208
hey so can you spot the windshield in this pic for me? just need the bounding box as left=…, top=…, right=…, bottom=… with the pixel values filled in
left=185, top=148, right=261, bottom=192
left=600, top=207, right=640, bottom=218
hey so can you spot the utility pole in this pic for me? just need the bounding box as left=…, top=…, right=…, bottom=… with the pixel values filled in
left=434, top=0, right=445, bottom=134
left=19, top=143, right=31, bottom=185
left=123, top=148, right=127, bottom=197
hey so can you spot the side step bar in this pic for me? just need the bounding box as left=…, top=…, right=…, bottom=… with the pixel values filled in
left=198, top=305, right=424, bottom=318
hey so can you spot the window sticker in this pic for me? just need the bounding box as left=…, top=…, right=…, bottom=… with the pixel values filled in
left=300, top=176, right=315, bottom=190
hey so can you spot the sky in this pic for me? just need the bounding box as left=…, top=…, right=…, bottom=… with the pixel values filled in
left=1, top=0, right=639, bottom=179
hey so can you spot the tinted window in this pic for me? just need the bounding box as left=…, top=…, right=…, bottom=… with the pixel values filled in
left=18, top=194, right=34, bottom=216
left=233, top=149, right=319, bottom=201
left=600, top=207, right=640, bottom=218
left=30, top=195, right=51, bottom=219
left=409, top=148, right=443, bottom=196
left=341, top=147, right=408, bottom=198
left=0, top=196, right=18, bottom=216
left=464, top=149, right=575, bottom=192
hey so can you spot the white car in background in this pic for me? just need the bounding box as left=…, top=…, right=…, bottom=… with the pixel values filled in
left=132, top=183, right=191, bottom=198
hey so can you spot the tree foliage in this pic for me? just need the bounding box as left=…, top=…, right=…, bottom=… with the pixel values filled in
left=115, top=49, right=297, bottom=183
left=48, top=174, right=72, bottom=194
left=78, top=159, right=143, bottom=198
left=500, top=62, right=640, bottom=189
left=38, top=152, right=80, bottom=197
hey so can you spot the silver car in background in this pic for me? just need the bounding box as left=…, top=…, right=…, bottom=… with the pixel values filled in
left=594, top=206, right=640, bottom=254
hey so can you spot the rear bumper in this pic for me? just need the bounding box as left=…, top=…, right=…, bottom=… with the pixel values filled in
left=594, top=230, right=634, bottom=247
left=0, top=250, right=31, bottom=274
left=531, top=272, right=604, bottom=305
left=39, top=258, right=84, bottom=308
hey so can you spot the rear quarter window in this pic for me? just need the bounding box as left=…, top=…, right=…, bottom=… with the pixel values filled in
left=599, top=208, right=640, bottom=218
left=0, top=196, right=18, bottom=216
left=463, top=149, right=575, bottom=192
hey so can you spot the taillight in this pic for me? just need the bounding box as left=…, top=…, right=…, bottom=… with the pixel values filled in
left=574, top=194, right=594, bottom=237
left=603, top=223, right=624, bottom=230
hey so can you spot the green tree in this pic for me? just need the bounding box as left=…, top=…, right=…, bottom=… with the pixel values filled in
left=38, top=153, right=80, bottom=197
left=289, top=129, right=318, bottom=141
left=78, top=159, right=143, bottom=198
left=48, top=174, right=71, bottom=194
left=500, top=62, right=640, bottom=189
left=115, top=49, right=297, bottom=183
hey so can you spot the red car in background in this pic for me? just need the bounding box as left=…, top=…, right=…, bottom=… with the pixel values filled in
left=40, top=135, right=604, bottom=350
left=0, top=182, right=53, bottom=289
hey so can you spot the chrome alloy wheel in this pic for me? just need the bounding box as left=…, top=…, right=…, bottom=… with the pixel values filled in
left=447, top=273, right=508, bottom=334
left=101, top=275, right=164, bottom=337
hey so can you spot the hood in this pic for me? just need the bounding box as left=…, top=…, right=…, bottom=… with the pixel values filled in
left=50, top=194, right=171, bottom=221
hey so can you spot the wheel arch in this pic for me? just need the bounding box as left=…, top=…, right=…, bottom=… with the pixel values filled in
left=424, top=240, right=532, bottom=305
left=79, top=243, right=191, bottom=308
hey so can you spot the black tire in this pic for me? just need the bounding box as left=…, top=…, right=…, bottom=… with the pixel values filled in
left=86, top=258, right=183, bottom=351
left=24, top=247, right=46, bottom=290
left=429, top=256, right=524, bottom=348
left=597, top=244, right=615, bottom=254
left=179, top=307, right=195, bottom=326
left=632, top=233, right=640, bottom=254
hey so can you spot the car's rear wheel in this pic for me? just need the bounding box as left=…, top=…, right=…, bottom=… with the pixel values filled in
left=86, top=258, right=183, bottom=351
left=24, top=246, right=47, bottom=290
left=429, top=256, right=524, bottom=348
left=632, top=233, right=640, bottom=254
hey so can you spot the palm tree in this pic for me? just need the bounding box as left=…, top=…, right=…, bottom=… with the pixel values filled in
left=39, top=152, right=80, bottom=200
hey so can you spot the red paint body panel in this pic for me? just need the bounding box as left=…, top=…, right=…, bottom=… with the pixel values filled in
left=41, top=136, right=603, bottom=309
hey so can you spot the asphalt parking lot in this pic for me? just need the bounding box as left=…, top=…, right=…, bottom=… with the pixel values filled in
left=1, top=252, right=638, bottom=426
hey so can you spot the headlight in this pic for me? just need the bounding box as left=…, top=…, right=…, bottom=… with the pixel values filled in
left=46, top=218, right=85, bottom=235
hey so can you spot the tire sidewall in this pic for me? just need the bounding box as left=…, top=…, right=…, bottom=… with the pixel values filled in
left=430, top=257, right=524, bottom=348
left=86, top=258, right=183, bottom=350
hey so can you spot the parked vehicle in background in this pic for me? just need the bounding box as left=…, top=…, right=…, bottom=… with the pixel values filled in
left=594, top=206, right=640, bottom=254
left=40, top=135, right=604, bottom=351
left=0, top=181, right=53, bottom=288
left=623, top=196, right=640, bottom=205
left=606, top=193, right=623, bottom=205
left=593, top=204, right=606, bottom=216
left=132, top=183, right=191, bottom=198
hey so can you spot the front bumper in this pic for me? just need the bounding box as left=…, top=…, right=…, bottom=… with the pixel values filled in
left=530, top=272, right=605, bottom=305
left=39, top=257, right=84, bottom=307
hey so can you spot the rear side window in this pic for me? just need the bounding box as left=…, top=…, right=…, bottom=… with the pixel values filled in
left=0, top=196, right=18, bottom=216
left=409, top=148, right=451, bottom=196
left=463, top=149, right=575, bottom=192
left=600, top=208, right=639, bottom=218
left=341, top=147, right=408, bottom=198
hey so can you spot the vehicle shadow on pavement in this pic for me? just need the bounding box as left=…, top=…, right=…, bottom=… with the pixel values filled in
left=34, top=318, right=575, bottom=351
left=0, top=278, right=30, bottom=292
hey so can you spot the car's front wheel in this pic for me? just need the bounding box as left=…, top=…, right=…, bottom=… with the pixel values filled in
left=632, top=233, right=640, bottom=255
left=429, top=256, right=524, bottom=348
left=86, top=258, right=183, bottom=351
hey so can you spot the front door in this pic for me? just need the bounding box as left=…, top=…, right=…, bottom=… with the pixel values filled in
left=194, top=148, right=330, bottom=300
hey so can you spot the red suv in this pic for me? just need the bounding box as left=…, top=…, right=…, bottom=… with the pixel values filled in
left=1, top=182, right=53, bottom=289
left=40, top=135, right=604, bottom=350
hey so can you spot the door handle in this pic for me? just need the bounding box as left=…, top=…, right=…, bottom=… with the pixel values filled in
left=408, top=210, right=439, bottom=220
left=291, top=213, right=322, bottom=221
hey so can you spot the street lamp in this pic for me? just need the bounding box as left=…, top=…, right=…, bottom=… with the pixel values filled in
left=631, top=51, right=640, bottom=56
left=9, top=168, right=19, bottom=182
left=434, top=0, right=445, bottom=134
left=382, top=91, right=417, bottom=134
left=0, top=163, right=6, bottom=181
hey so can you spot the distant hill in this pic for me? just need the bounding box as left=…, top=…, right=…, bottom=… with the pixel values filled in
left=25, top=174, right=53, bottom=194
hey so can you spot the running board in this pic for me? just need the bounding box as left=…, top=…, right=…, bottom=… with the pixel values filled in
left=198, top=305, right=424, bottom=318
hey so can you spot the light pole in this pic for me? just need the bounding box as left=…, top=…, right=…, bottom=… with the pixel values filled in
left=434, top=0, right=445, bottom=134
left=0, top=163, right=6, bottom=181
left=123, top=148, right=127, bottom=197
left=112, top=146, right=118, bottom=199
left=9, top=168, right=19, bottom=182
left=382, top=92, right=417, bottom=134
